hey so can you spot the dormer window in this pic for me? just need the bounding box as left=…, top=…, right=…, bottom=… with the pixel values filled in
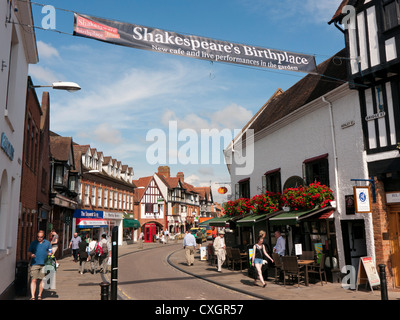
left=383, top=0, right=400, bottom=31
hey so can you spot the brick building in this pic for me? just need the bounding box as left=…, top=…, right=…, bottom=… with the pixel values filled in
left=72, top=144, right=136, bottom=245
left=17, top=78, right=51, bottom=261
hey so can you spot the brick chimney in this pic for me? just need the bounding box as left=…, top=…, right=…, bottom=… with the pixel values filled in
left=176, top=172, right=184, bottom=182
left=158, top=166, right=170, bottom=178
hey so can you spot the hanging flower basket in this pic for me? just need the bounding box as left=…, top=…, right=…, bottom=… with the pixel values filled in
left=223, top=198, right=251, bottom=217
left=250, top=191, right=282, bottom=215
left=282, top=182, right=334, bottom=211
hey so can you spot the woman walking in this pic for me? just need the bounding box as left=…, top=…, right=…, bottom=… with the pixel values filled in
left=252, top=235, right=274, bottom=287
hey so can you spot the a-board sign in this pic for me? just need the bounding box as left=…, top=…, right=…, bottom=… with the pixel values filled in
left=357, top=256, right=380, bottom=291
left=353, top=186, right=372, bottom=213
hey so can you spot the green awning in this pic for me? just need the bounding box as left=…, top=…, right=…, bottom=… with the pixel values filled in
left=236, top=211, right=283, bottom=227
left=123, top=219, right=141, bottom=228
left=208, top=214, right=253, bottom=227
left=208, top=216, right=232, bottom=227
left=199, top=217, right=218, bottom=226
left=269, top=209, right=315, bottom=226
left=269, top=207, right=334, bottom=226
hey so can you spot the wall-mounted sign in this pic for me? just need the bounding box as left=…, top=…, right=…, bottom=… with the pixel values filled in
left=1, top=132, right=14, bottom=161
left=73, top=13, right=317, bottom=74
left=341, top=120, right=355, bottom=129
left=365, top=111, right=385, bottom=121
left=353, top=186, right=372, bottom=213
left=386, top=192, right=400, bottom=204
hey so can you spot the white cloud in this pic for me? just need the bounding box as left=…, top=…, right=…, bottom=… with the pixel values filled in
left=37, top=41, right=60, bottom=59
left=238, top=0, right=343, bottom=24
left=161, top=103, right=253, bottom=132
left=28, top=65, right=61, bottom=84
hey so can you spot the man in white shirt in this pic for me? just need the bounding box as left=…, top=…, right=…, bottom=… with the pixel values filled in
left=273, top=231, right=286, bottom=256
left=213, top=230, right=226, bottom=272
left=183, top=230, right=196, bottom=266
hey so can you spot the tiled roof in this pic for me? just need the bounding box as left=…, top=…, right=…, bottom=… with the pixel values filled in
left=249, top=49, right=348, bottom=135
left=50, top=136, right=73, bottom=162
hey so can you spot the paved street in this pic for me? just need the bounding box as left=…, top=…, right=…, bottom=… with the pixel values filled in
left=17, top=240, right=400, bottom=301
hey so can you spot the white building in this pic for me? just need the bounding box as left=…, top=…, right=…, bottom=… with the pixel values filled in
left=0, top=0, right=38, bottom=298
left=225, top=50, right=375, bottom=273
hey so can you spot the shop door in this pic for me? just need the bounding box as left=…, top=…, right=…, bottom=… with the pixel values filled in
left=388, top=205, right=400, bottom=287
left=341, top=220, right=367, bottom=272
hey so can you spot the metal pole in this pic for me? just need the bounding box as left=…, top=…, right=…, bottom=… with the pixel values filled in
left=378, top=264, right=388, bottom=300
left=110, top=226, right=118, bottom=300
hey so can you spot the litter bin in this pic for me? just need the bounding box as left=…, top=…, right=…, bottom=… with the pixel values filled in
left=15, top=260, right=29, bottom=296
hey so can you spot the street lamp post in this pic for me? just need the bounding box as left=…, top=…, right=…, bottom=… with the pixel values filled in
left=30, top=81, right=81, bottom=92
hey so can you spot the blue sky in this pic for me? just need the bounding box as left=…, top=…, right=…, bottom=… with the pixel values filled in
left=29, top=0, right=345, bottom=203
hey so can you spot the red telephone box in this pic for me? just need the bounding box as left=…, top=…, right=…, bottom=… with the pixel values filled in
left=144, top=223, right=156, bottom=242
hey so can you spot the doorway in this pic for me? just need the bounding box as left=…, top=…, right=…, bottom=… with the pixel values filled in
left=341, top=220, right=368, bottom=273
left=388, top=205, right=400, bottom=287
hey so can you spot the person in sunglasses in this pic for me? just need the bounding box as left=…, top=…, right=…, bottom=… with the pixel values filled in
left=28, top=230, right=52, bottom=300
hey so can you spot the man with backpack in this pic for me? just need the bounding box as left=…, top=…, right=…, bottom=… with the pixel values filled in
left=98, top=234, right=111, bottom=274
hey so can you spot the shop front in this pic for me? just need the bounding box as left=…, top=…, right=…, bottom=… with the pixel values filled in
left=269, top=206, right=339, bottom=280
left=73, top=209, right=107, bottom=241
left=103, top=211, right=124, bottom=245
left=123, top=213, right=141, bottom=243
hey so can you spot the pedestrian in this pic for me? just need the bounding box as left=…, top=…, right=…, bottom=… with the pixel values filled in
left=88, top=237, right=98, bottom=274
left=213, top=230, right=226, bottom=272
left=78, top=238, right=88, bottom=274
left=182, top=230, right=196, bottom=266
left=252, top=235, right=274, bottom=287
left=98, top=234, right=110, bottom=274
left=164, top=229, right=169, bottom=243
left=273, top=230, right=286, bottom=256
left=28, top=230, right=52, bottom=300
left=50, top=229, right=60, bottom=268
left=196, top=229, right=203, bottom=250
left=69, top=232, right=82, bottom=262
left=139, top=231, right=144, bottom=249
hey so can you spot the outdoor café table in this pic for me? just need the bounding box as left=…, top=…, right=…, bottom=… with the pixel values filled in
left=297, top=260, right=315, bottom=286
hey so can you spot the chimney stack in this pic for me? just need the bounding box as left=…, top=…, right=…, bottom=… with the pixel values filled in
left=158, top=166, right=170, bottom=178
left=177, top=172, right=184, bottom=182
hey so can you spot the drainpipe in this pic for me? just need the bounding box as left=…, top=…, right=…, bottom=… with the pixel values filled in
left=322, top=96, right=340, bottom=271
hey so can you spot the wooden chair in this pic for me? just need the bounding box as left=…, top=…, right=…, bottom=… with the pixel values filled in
left=225, top=247, right=233, bottom=269
left=281, top=256, right=305, bottom=287
left=230, top=248, right=247, bottom=271
left=272, top=253, right=283, bottom=283
left=300, top=251, right=314, bottom=260
left=308, top=254, right=327, bottom=285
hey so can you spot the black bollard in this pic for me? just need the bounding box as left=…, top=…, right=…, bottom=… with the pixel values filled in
left=378, top=264, right=388, bottom=300
left=110, top=226, right=119, bottom=300
left=100, top=282, right=110, bottom=300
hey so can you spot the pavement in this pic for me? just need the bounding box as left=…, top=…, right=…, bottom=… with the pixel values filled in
left=15, top=240, right=400, bottom=301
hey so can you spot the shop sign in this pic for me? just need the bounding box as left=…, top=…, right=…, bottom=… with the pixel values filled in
left=1, top=132, right=14, bottom=161
left=353, top=186, right=372, bottom=213
left=103, top=211, right=124, bottom=219
left=73, top=209, right=103, bottom=218
left=386, top=192, right=400, bottom=204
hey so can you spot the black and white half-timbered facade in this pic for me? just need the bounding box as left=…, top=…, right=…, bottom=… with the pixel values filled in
left=331, top=0, right=400, bottom=288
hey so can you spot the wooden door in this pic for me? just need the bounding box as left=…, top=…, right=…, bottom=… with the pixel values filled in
left=388, top=205, right=400, bottom=287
